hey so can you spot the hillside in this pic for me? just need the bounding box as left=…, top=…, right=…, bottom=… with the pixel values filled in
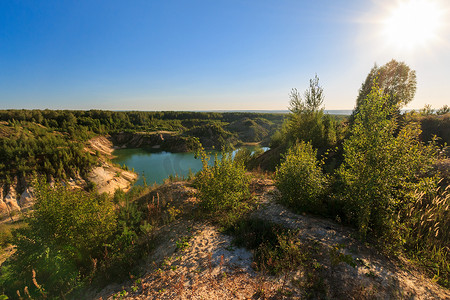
left=0, top=111, right=285, bottom=220
left=90, top=179, right=449, bottom=299
left=0, top=109, right=449, bottom=299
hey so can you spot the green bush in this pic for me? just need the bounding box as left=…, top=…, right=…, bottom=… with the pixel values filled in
left=1, top=178, right=117, bottom=298
left=275, top=141, right=326, bottom=213
left=195, top=146, right=250, bottom=213
left=234, top=146, right=265, bottom=168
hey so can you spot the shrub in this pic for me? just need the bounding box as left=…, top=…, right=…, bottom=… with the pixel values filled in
left=195, top=146, right=250, bottom=213
left=234, top=146, right=265, bottom=168
left=0, top=178, right=117, bottom=297
left=275, top=141, right=326, bottom=213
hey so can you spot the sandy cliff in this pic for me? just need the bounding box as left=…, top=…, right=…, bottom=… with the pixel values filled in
left=0, top=135, right=137, bottom=219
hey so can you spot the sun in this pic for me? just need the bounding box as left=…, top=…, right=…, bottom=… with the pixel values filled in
left=382, top=0, right=443, bottom=51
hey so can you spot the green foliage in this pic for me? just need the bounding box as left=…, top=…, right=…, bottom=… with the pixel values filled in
left=1, top=178, right=117, bottom=297
left=115, top=199, right=143, bottom=250
left=338, top=84, right=437, bottom=243
left=0, top=222, right=26, bottom=248
left=436, top=105, right=449, bottom=115
left=0, top=110, right=284, bottom=187
left=352, top=59, right=417, bottom=121
left=234, top=146, right=264, bottom=168
left=269, top=129, right=285, bottom=149
left=185, top=122, right=238, bottom=149
left=283, top=76, right=326, bottom=149
left=272, top=75, right=342, bottom=161
left=195, top=145, right=250, bottom=213
left=227, top=117, right=272, bottom=143
left=419, top=104, right=435, bottom=116
left=0, top=180, right=159, bottom=298
left=175, top=236, right=191, bottom=252
left=414, top=113, right=450, bottom=146
left=0, top=121, right=96, bottom=183
left=275, top=141, right=327, bottom=213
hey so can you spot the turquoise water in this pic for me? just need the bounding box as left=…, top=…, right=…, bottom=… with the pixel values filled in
left=112, top=147, right=268, bottom=186
left=112, top=148, right=205, bottom=186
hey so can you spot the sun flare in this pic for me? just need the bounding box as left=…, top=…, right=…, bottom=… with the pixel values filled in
left=383, top=0, right=442, bottom=50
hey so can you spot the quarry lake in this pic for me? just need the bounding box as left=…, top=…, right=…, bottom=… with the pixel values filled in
left=112, top=146, right=268, bottom=186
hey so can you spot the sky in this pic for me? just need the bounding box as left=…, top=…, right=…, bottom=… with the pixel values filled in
left=0, top=0, right=449, bottom=111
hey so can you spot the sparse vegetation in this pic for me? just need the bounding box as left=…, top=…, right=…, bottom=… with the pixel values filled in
left=403, top=186, right=449, bottom=287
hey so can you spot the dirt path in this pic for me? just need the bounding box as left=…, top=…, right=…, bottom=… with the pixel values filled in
left=93, top=179, right=450, bottom=300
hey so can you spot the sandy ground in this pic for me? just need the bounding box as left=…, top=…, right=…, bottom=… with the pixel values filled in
left=87, top=164, right=137, bottom=195
left=92, top=179, right=450, bottom=300
left=95, top=221, right=287, bottom=300
left=87, top=136, right=115, bottom=157
left=86, top=135, right=138, bottom=195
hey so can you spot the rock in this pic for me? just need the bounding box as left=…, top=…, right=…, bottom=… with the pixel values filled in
left=4, top=186, right=20, bottom=212
left=0, top=186, right=9, bottom=217
left=87, top=165, right=137, bottom=195
left=0, top=198, right=8, bottom=217
left=19, top=187, right=34, bottom=208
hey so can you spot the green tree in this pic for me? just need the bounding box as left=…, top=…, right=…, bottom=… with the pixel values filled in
left=436, top=104, right=449, bottom=115
left=281, top=75, right=328, bottom=149
left=351, top=59, right=417, bottom=122
left=338, top=83, right=436, bottom=243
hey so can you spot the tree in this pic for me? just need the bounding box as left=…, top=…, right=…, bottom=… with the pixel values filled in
left=289, top=74, right=324, bottom=113
left=436, top=105, right=449, bottom=115
left=195, top=145, right=250, bottom=213
left=338, top=84, right=436, bottom=243
left=281, top=75, right=330, bottom=149
left=351, top=59, right=417, bottom=122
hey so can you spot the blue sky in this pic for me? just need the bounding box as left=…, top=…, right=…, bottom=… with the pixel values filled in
left=0, top=0, right=449, bottom=110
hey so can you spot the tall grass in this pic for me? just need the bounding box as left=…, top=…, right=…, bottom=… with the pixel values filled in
left=403, top=185, right=449, bottom=287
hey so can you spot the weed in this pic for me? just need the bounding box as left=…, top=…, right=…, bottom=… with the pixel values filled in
left=330, top=245, right=356, bottom=268
left=176, top=236, right=191, bottom=252
left=166, top=206, right=181, bottom=223
left=365, top=270, right=377, bottom=278
left=229, top=217, right=329, bottom=297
